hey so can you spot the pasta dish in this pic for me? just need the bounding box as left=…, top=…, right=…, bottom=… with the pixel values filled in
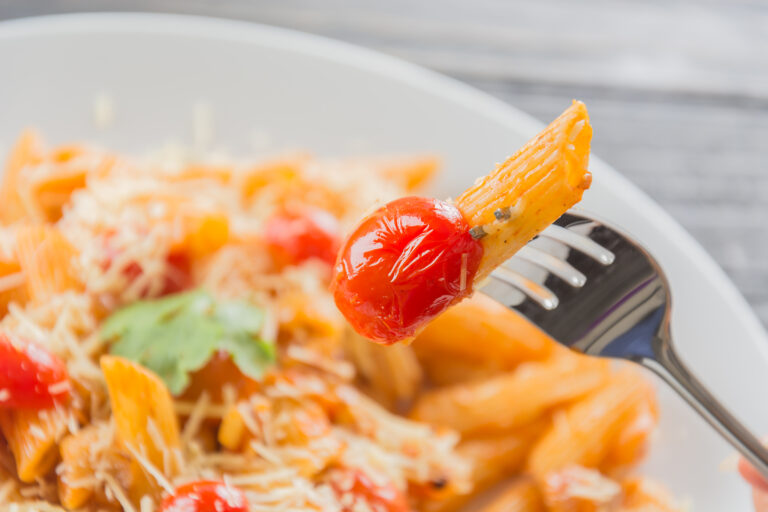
left=0, top=103, right=681, bottom=511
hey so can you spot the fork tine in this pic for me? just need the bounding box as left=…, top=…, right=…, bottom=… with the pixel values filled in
left=513, top=245, right=587, bottom=287
left=490, top=267, right=559, bottom=310
left=540, top=224, right=616, bottom=264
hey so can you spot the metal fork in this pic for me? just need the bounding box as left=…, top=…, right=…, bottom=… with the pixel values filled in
left=481, top=211, right=768, bottom=480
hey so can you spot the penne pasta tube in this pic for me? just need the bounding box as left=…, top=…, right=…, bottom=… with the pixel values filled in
left=413, top=293, right=555, bottom=373
left=0, top=130, right=43, bottom=224
left=620, top=477, right=683, bottom=511
left=15, top=225, right=82, bottom=303
left=478, top=477, right=545, bottom=512
left=101, top=356, right=180, bottom=501
left=410, top=353, right=610, bottom=435
left=456, top=100, right=592, bottom=283
left=58, top=425, right=100, bottom=509
left=0, top=259, right=28, bottom=317
left=344, top=330, right=423, bottom=410
left=602, top=389, right=659, bottom=473
left=0, top=407, right=69, bottom=483
left=526, top=367, right=655, bottom=479
left=418, top=354, right=502, bottom=387
left=459, top=419, right=545, bottom=490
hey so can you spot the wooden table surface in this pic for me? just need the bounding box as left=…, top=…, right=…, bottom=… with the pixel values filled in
left=2, top=0, right=767, bottom=326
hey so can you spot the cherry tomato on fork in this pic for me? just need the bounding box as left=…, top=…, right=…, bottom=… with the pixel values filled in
left=0, top=332, right=70, bottom=409
left=329, top=467, right=410, bottom=512
left=264, top=207, right=341, bottom=268
left=331, top=196, right=483, bottom=344
left=161, top=480, right=249, bottom=512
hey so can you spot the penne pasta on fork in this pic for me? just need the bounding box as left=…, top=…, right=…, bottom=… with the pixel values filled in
left=332, top=101, right=592, bottom=344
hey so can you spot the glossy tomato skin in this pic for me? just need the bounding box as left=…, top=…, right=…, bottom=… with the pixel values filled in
left=161, top=480, right=249, bottom=512
left=332, top=196, right=483, bottom=344
left=329, top=468, right=410, bottom=512
left=264, top=207, right=341, bottom=267
left=0, top=332, right=70, bottom=409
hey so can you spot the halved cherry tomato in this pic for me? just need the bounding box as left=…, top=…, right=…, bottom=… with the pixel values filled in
left=111, top=253, right=191, bottom=297
left=331, top=196, right=483, bottom=344
left=329, top=468, right=410, bottom=512
left=161, top=480, right=249, bottom=512
left=102, top=232, right=192, bottom=298
left=264, top=207, right=341, bottom=268
left=0, top=332, right=70, bottom=409
left=161, top=251, right=192, bottom=295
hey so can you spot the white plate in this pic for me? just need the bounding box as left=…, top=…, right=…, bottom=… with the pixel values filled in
left=1, top=13, right=766, bottom=510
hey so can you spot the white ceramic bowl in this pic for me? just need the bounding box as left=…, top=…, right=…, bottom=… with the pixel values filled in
left=1, top=13, right=766, bottom=510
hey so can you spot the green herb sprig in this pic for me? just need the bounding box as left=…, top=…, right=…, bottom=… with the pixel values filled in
left=101, top=290, right=275, bottom=394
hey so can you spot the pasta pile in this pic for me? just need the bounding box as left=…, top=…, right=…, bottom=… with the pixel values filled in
left=0, top=131, right=679, bottom=511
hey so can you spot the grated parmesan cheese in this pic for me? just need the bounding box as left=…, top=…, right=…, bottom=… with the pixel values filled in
left=139, top=495, right=155, bottom=512
left=0, top=272, right=24, bottom=293
left=180, top=392, right=211, bottom=446
left=125, top=443, right=175, bottom=495
left=99, top=471, right=136, bottom=512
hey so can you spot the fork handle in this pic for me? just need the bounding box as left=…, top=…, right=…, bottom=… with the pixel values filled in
left=641, top=335, right=768, bottom=481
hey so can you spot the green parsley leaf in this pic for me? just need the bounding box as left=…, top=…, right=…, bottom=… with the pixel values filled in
left=101, top=290, right=276, bottom=394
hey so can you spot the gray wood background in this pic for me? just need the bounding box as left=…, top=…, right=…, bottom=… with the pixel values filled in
left=2, top=0, right=767, bottom=326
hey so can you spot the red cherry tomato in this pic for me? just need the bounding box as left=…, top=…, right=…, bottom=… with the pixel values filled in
left=331, top=196, right=483, bottom=344
left=161, top=480, right=249, bottom=512
left=122, top=252, right=191, bottom=296
left=329, top=468, right=410, bottom=512
left=264, top=208, right=341, bottom=267
left=102, top=233, right=191, bottom=298
left=161, top=251, right=192, bottom=295
left=0, top=332, right=70, bottom=409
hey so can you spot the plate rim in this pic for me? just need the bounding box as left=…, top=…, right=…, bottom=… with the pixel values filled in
left=2, top=11, right=768, bottom=506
